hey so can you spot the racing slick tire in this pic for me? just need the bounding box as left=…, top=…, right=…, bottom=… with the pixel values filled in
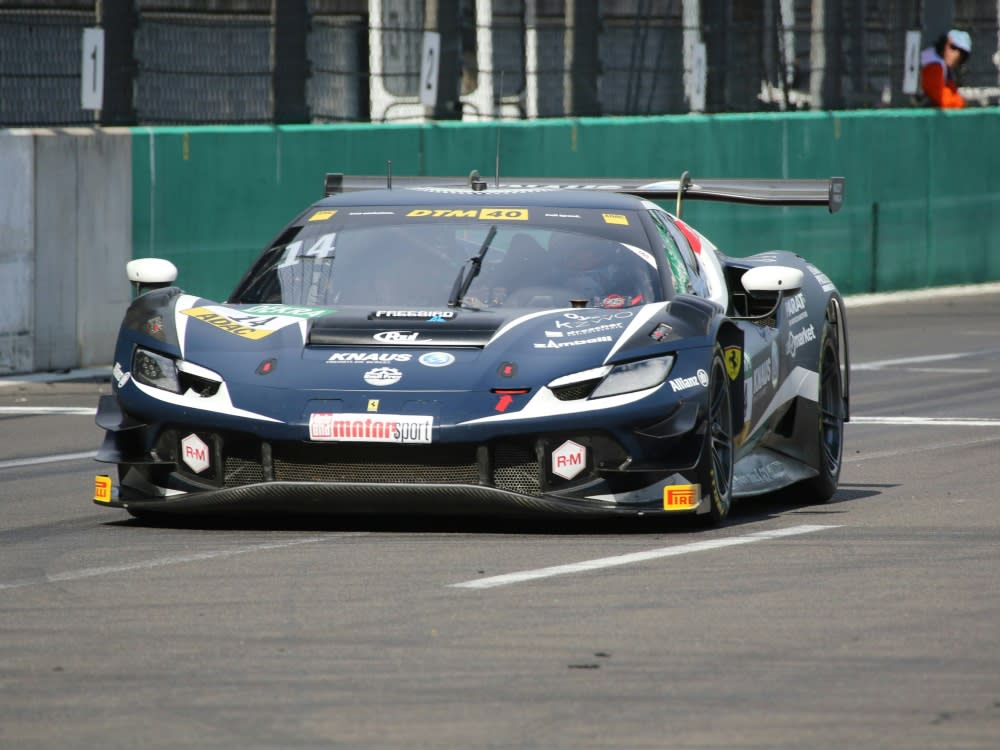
left=799, top=313, right=844, bottom=502
left=697, top=346, right=735, bottom=524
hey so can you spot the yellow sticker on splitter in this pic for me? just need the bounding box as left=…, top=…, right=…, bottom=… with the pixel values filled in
left=663, top=484, right=700, bottom=510
left=602, top=213, right=629, bottom=225
left=308, top=210, right=337, bottom=221
left=94, top=475, right=112, bottom=503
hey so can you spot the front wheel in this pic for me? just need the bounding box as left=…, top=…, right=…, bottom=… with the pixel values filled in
left=697, top=347, right=735, bottom=523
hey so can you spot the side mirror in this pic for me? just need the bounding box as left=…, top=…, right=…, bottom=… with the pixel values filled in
left=741, top=265, right=804, bottom=294
left=127, top=258, right=178, bottom=296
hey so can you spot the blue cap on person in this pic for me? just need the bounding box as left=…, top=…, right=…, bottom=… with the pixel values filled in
left=947, top=29, right=972, bottom=54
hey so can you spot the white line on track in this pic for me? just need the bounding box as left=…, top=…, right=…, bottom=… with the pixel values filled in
left=0, top=536, right=348, bottom=591
left=450, top=524, right=839, bottom=590
left=850, top=416, right=1000, bottom=427
left=0, top=406, right=97, bottom=415
left=0, top=451, right=98, bottom=470
left=852, top=349, right=1000, bottom=371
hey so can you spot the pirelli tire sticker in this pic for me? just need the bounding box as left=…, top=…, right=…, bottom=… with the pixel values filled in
left=406, top=208, right=528, bottom=221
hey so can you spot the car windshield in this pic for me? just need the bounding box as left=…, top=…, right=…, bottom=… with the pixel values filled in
left=232, top=206, right=663, bottom=309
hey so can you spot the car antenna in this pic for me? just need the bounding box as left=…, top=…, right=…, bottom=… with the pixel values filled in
left=386, top=159, right=392, bottom=189
left=676, top=170, right=691, bottom=217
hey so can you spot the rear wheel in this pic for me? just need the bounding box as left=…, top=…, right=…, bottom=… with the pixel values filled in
left=698, top=347, right=735, bottom=523
left=800, top=318, right=844, bottom=501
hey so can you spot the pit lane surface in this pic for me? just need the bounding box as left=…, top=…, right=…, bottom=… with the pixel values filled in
left=2, top=289, right=999, bottom=749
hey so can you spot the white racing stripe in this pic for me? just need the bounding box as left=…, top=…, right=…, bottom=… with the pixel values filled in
left=851, top=416, right=1000, bottom=427
left=0, top=536, right=354, bottom=591
left=0, top=451, right=97, bottom=470
left=0, top=406, right=97, bottom=415
left=450, top=524, right=838, bottom=589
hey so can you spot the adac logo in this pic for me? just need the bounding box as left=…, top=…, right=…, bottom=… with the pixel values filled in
left=724, top=346, right=742, bottom=381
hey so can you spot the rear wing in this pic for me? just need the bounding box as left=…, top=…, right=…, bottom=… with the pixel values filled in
left=323, top=171, right=845, bottom=214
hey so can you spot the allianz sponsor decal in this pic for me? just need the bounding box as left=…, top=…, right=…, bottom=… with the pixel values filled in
left=669, top=368, right=709, bottom=392
left=309, top=413, right=433, bottom=443
left=786, top=323, right=817, bottom=357
left=327, top=352, right=412, bottom=364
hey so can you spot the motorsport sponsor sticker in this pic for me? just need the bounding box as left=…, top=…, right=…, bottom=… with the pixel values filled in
left=327, top=352, right=412, bottom=364
left=786, top=323, right=816, bottom=357
left=545, top=322, right=623, bottom=338
left=551, top=440, right=586, bottom=480
left=405, top=208, right=528, bottom=221
left=751, top=356, right=772, bottom=397
left=669, top=369, right=709, bottom=392
left=663, top=484, right=700, bottom=510
left=724, top=346, right=742, bottom=381
left=373, top=330, right=432, bottom=344
left=782, top=293, right=808, bottom=326
left=418, top=352, right=456, bottom=367
left=181, top=306, right=301, bottom=340
left=602, top=213, right=629, bottom=225
left=363, top=367, right=403, bottom=386
left=243, top=304, right=334, bottom=319
left=308, top=210, right=337, bottom=221
left=309, top=413, right=434, bottom=443
left=181, top=433, right=210, bottom=473
left=372, top=310, right=456, bottom=320
left=93, top=475, right=113, bottom=503
left=533, top=335, right=613, bottom=349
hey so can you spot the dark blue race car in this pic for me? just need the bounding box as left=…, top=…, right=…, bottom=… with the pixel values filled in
left=93, top=172, right=848, bottom=523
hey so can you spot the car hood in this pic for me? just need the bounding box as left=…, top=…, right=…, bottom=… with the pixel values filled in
left=169, top=295, right=680, bottom=393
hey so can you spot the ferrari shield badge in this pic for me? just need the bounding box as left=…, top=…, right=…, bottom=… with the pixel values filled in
left=724, top=346, right=742, bottom=381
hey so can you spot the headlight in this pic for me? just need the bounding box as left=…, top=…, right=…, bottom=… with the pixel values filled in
left=590, top=355, right=675, bottom=399
left=132, top=347, right=180, bottom=393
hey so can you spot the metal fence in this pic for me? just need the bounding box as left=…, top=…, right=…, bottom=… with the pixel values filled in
left=2, top=0, right=998, bottom=127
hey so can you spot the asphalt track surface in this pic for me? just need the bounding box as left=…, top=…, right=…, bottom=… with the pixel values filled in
left=2, top=287, right=999, bottom=749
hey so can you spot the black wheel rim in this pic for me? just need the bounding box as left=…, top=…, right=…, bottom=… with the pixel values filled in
left=818, top=339, right=844, bottom=476
left=709, top=359, right=734, bottom=504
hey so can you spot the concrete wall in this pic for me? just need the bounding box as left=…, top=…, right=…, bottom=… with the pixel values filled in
left=0, top=128, right=132, bottom=375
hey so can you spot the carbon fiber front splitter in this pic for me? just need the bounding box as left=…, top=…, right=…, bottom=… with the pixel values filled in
left=95, top=480, right=679, bottom=519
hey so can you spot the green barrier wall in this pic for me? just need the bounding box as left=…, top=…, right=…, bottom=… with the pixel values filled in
left=132, top=110, right=1000, bottom=301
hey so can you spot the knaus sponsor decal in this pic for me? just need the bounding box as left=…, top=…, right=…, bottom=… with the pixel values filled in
left=327, top=352, right=411, bottom=364
left=786, top=324, right=816, bottom=356
left=669, top=369, right=709, bottom=393
left=309, top=413, right=434, bottom=443
left=554, top=311, right=633, bottom=329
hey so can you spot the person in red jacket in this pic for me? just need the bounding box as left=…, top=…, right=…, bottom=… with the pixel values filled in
left=920, top=29, right=972, bottom=108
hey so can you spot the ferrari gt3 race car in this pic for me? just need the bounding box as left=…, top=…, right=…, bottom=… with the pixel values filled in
left=93, top=172, right=848, bottom=523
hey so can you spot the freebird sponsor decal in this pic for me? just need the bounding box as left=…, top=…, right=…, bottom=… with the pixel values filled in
left=308, top=413, right=434, bottom=443
left=663, top=484, right=700, bottom=510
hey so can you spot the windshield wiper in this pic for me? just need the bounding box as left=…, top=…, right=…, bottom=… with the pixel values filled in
left=448, top=224, right=497, bottom=308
